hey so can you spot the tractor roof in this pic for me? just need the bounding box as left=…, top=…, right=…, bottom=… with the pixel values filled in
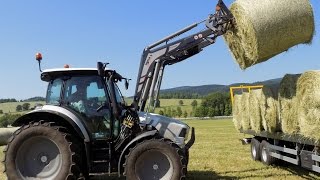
left=40, top=68, right=122, bottom=82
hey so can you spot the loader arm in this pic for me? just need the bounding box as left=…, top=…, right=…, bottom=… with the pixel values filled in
left=133, top=0, right=234, bottom=112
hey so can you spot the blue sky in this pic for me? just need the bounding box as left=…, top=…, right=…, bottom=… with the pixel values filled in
left=0, top=0, right=319, bottom=100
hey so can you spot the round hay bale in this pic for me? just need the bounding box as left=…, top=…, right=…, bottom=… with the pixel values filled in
left=232, top=94, right=242, bottom=131
left=224, top=0, right=315, bottom=69
left=0, top=127, right=19, bottom=146
left=249, top=89, right=263, bottom=132
left=279, top=74, right=301, bottom=134
left=297, top=71, right=320, bottom=140
left=241, top=92, right=250, bottom=130
left=260, top=86, right=279, bottom=133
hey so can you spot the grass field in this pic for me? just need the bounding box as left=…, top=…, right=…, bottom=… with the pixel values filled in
left=186, top=119, right=319, bottom=180
left=0, top=101, right=45, bottom=116
left=0, top=119, right=319, bottom=179
left=0, top=99, right=199, bottom=118
left=126, top=98, right=202, bottom=116
left=154, top=99, right=201, bottom=116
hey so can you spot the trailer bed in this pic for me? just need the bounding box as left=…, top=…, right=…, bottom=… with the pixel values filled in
left=240, top=129, right=320, bottom=147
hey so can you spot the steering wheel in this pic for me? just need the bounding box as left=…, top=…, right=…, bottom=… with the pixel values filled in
left=86, top=98, right=101, bottom=113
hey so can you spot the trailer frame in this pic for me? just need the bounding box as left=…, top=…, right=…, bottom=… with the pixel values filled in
left=241, top=129, right=320, bottom=173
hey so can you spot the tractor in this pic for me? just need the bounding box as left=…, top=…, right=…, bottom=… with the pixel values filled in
left=4, top=0, right=233, bottom=179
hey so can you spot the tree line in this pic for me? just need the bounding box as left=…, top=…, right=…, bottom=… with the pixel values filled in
left=0, top=97, right=45, bottom=104
left=194, top=92, right=231, bottom=117
left=156, top=92, right=232, bottom=118
left=0, top=99, right=18, bottom=103
left=159, top=92, right=202, bottom=99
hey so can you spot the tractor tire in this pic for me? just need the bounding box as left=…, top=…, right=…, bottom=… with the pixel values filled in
left=251, top=138, right=261, bottom=161
left=124, top=139, right=186, bottom=180
left=260, top=140, right=276, bottom=165
left=184, top=149, right=189, bottom=166
left=4, top=121, right=82, bottom=180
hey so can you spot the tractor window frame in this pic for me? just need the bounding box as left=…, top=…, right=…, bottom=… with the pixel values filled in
left=46, top=78, right=63, bottom=105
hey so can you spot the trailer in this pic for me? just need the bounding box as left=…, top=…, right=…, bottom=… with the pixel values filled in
left=241, top=129, right=320, bottom=173
left=230, top=85, right=320, bottom=173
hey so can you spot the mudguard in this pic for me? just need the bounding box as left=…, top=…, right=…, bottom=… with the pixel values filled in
left=13, top=105, right=90, bottom=142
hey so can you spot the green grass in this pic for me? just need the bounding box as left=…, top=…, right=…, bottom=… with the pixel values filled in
left=186, top=119, right=319, bottom=179
left=155, top=99, right=201, bottom=116
left=0, top=119, right=319, bottom=179
left=125, top=98, right=202, bottom=117
left=0, top=146, right=5, bottom=180
left=0, top=101, right=45, bottom=116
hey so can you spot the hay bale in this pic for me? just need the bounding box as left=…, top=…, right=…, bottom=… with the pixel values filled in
left=0, top=127, right=19, bottom=146
left=224, top=0, right=315, bottom=69
left=249, top=89, right=263, bottom=132
left=279, top=74, right=301, bottom=134
left=297, top=71, right=320, bottom=140
left=260, top=86, right=279, bottom=133
left=232, top=94, right=242, bottom=131
left=241, top=92, right=250, bottom=130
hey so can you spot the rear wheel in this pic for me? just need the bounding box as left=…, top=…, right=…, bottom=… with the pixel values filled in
left=124, top=139, right=186, bottom=180
left=251, top=138, right=261, bottom=161
left=4, top=121, right=82, bottom=180
left=260, top=140, right=276, bottom=165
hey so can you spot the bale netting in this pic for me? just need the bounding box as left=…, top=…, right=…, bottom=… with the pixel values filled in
left=260, top=86, right=279, bottom=133
left=0, top=127, right=19, bottom=146
left=224, top=0, right=315, bottom=69
left=297, top=71, right=320, bottom=140
left=241, top=92, right=250, bottom=130
left=232, top=94, right=242, bottom=131
left=249, top=89, right=263, bottom=132
left=279, top=74, right=301, bottom=134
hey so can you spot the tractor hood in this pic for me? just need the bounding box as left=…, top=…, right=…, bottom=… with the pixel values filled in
left=138, top=112, right=189, bottom=147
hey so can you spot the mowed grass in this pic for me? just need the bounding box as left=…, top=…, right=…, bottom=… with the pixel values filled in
left=186, top=119, right=320, bottom=179
left=0, top=146, right=5, bottom=180
left=0, top=119, right=319, bottom=179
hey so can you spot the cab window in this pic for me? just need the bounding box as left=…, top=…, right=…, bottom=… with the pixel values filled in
left=46, top=78, right=63, bottom=105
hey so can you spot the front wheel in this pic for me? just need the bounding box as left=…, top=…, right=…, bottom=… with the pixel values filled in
left=4, top=121, right=82, bottom=180
left=124, top=139, right=186, bottom=180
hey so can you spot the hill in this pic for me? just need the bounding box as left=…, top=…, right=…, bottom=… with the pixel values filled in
left=160, top=78, right=282, bottom=98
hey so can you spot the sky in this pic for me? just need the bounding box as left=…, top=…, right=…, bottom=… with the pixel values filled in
left=0, top=0, right=319, bottom=100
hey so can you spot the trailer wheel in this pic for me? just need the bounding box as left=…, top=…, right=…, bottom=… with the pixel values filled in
left=124, top=139, right=185, bottom=180
left=260, top=140, right=276, bottom=165
left=4, top=121, right=82, bottom=180
left=251, top=138, right=261, bottom=161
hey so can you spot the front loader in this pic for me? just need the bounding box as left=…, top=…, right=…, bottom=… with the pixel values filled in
left=4, top=1, right=234, bottom=179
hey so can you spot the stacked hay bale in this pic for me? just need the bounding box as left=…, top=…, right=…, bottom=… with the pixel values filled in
left=232, top=71, right=320, bottom=141
left=296, top=71, right=320, bottom=140
left=232, top=94, right=242, bottom=131
left=279, top=74, right=301, bottom=134
left=260, top=86, right=279, bottom=133
left=224, top=0, right=314, bottom=69
left=241, top=92, right=250, bottom=130
left=249, top=89, right=263, bottom=132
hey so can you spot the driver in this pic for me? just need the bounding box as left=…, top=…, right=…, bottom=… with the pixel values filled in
left=69, top=83, right=87, bottom=113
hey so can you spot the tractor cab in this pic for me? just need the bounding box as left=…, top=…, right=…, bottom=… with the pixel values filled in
left=41, top=67, right=126, bottom=140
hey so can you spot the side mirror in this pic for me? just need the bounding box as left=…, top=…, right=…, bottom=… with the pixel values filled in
left=125, top=79, right=129, bottom=90
left=97, top=62, right=105, bottom=77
